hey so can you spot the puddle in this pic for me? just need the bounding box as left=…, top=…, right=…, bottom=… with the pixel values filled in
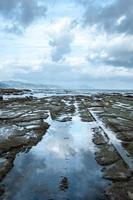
left=1, top=108, right=108, bottom=200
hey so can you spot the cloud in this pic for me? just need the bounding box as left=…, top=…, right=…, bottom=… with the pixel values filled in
left=79, top=0, right=133, bottom=34
left=105, top=52, right=133, bottom=68
left=49, top=18, right=74, bottom=62
left=3, top=23, right=24, bottom=35
left=0, top=0, right=133, bottom=89
left=0, top=0, right=47, bottom=29
left=49, top=33, right=73, bottom=62
left=87, top=33, right=133, bottom=68
left=1, top=58, right=133, bottom=88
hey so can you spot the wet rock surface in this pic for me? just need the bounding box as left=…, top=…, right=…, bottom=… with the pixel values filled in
left=0, top=97, right=50, bottom=186
left=106, top=180, right=133, bottom=200
left=76, top=96, right=94, bottom=122
left=0, top=88, right=31, bottom=95
left=103, top=160, right=132, bottom=181
left=0, top=90, right=132, bottom=199
left=95, top=144, right=121, bottom=166
left=89, top=93, right=133, bottom=200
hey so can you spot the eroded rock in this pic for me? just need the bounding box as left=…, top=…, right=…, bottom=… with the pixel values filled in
left=95, top=144, right=120, bottom=166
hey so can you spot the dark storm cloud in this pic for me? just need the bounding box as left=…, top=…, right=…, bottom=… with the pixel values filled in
left=79, top=0, right=133, bottom=34
left=0, top=0, right=47, bottom=27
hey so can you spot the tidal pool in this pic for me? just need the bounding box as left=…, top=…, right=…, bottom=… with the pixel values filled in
left=1, top=110, right=108, bottom=200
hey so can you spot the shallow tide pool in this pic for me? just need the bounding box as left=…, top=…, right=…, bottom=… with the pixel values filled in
left=1, top=109, right=108, bottom=200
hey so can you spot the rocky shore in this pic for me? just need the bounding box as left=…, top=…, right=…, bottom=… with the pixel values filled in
left=80, top=93, right=133, bottom=199
left=0, top=89, right=132, bottom=199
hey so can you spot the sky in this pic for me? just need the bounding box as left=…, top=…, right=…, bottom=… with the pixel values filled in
left=0, top=0, right=133, bottom=89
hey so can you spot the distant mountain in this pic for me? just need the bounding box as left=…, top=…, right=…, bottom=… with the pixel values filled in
left=2, top=81, right=61, bottom=89
left=0, top=82, right=9, bottom=88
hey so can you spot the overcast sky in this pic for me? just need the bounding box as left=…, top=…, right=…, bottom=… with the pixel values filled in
left=0, top=0, right=133, bottom=89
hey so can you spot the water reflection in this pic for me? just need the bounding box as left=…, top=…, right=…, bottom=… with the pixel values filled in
left=2, top=113, right=108, bottom=200
left=59, top=177, right=69, bottom=191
